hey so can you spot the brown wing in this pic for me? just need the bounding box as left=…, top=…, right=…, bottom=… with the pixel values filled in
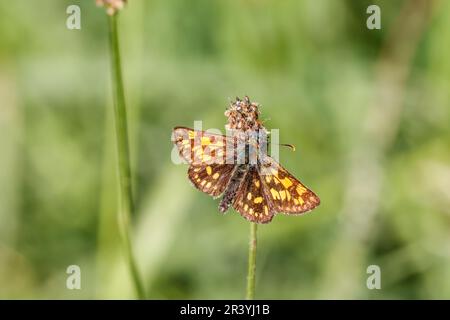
left=188, top=163, right=235, bottom=198
left=173, top=127, right=236, bottom=198
left=232, top=166, right=275, bottom=224
left=172, top=127, right=235, bottom=165
left=258, top=154, right=320, bottom=214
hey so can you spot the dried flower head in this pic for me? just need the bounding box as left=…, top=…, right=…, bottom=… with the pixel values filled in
left=225, top=96, right=265, bottom=132
left=96, top=0, right=127, bottom=15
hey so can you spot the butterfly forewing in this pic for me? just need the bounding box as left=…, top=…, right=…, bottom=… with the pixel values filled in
left=258, top=155, right=320, bottom=214
left=172, top=127, right=235, bottom=165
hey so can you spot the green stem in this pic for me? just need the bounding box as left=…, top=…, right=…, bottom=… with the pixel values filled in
left=108, top=13, right=146, bottom=300
left=246, top=222, right=257, bottom=299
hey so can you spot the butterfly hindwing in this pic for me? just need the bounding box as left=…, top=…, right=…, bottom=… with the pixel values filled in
left=188, top=164, right=235, bottom=198
left=258, top=155, right=320, bottom=214
left=232, top=166, right=275, bottom=223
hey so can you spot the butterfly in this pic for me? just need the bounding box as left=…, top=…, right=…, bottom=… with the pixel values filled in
left=172, top=97, right=320, bottom=224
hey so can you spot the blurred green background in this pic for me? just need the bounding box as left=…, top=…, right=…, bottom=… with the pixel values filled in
left=0, top=0, right=449, bottom=299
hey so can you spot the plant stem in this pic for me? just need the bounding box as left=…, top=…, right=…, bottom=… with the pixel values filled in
left=246, top=222, right=257, bottom=299
left=108, top=13, right=146, bottom=300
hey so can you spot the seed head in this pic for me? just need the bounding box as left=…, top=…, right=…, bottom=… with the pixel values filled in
left=225, top=96, right=265, bottom=132
left=96, top=0, right=127, bottom=15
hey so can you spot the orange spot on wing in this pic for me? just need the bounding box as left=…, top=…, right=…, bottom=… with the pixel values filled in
left=270, top=188, right=280, bottom=200
left=296, top=185, right=307, bottom=195
left=280, top=177, right=293, bottom=189
left=254, top=197, right=263, bottom=204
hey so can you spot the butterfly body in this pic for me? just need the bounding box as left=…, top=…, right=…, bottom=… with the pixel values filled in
left=172, top=96, right=320, bottom=224
left=219, top=164, right=248, bottom=213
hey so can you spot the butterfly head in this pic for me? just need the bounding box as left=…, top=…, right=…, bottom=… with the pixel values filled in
left=225, top=96, right=264, bottom=132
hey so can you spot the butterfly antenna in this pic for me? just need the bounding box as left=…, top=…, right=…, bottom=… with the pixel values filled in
left=279, top=143, right=296, bottom=152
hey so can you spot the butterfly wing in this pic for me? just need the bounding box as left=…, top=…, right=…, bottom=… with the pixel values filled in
left=257, top=154, right=320, bottom=214
left=172, top=126, right=235, bottom=165
left=232, top=166, right=275, bottom=223
left=173, top=127, right=236, bottom=198
left=188, top=163, right=235, bottom=198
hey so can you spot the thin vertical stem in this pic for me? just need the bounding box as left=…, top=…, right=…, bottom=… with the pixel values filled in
left=108, top=13, right=146, bottom=299
left=246, top=222, right=257, bottom=299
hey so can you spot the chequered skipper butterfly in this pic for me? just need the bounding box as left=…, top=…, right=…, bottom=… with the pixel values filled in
left=172, top=96, right=320, bottom=224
